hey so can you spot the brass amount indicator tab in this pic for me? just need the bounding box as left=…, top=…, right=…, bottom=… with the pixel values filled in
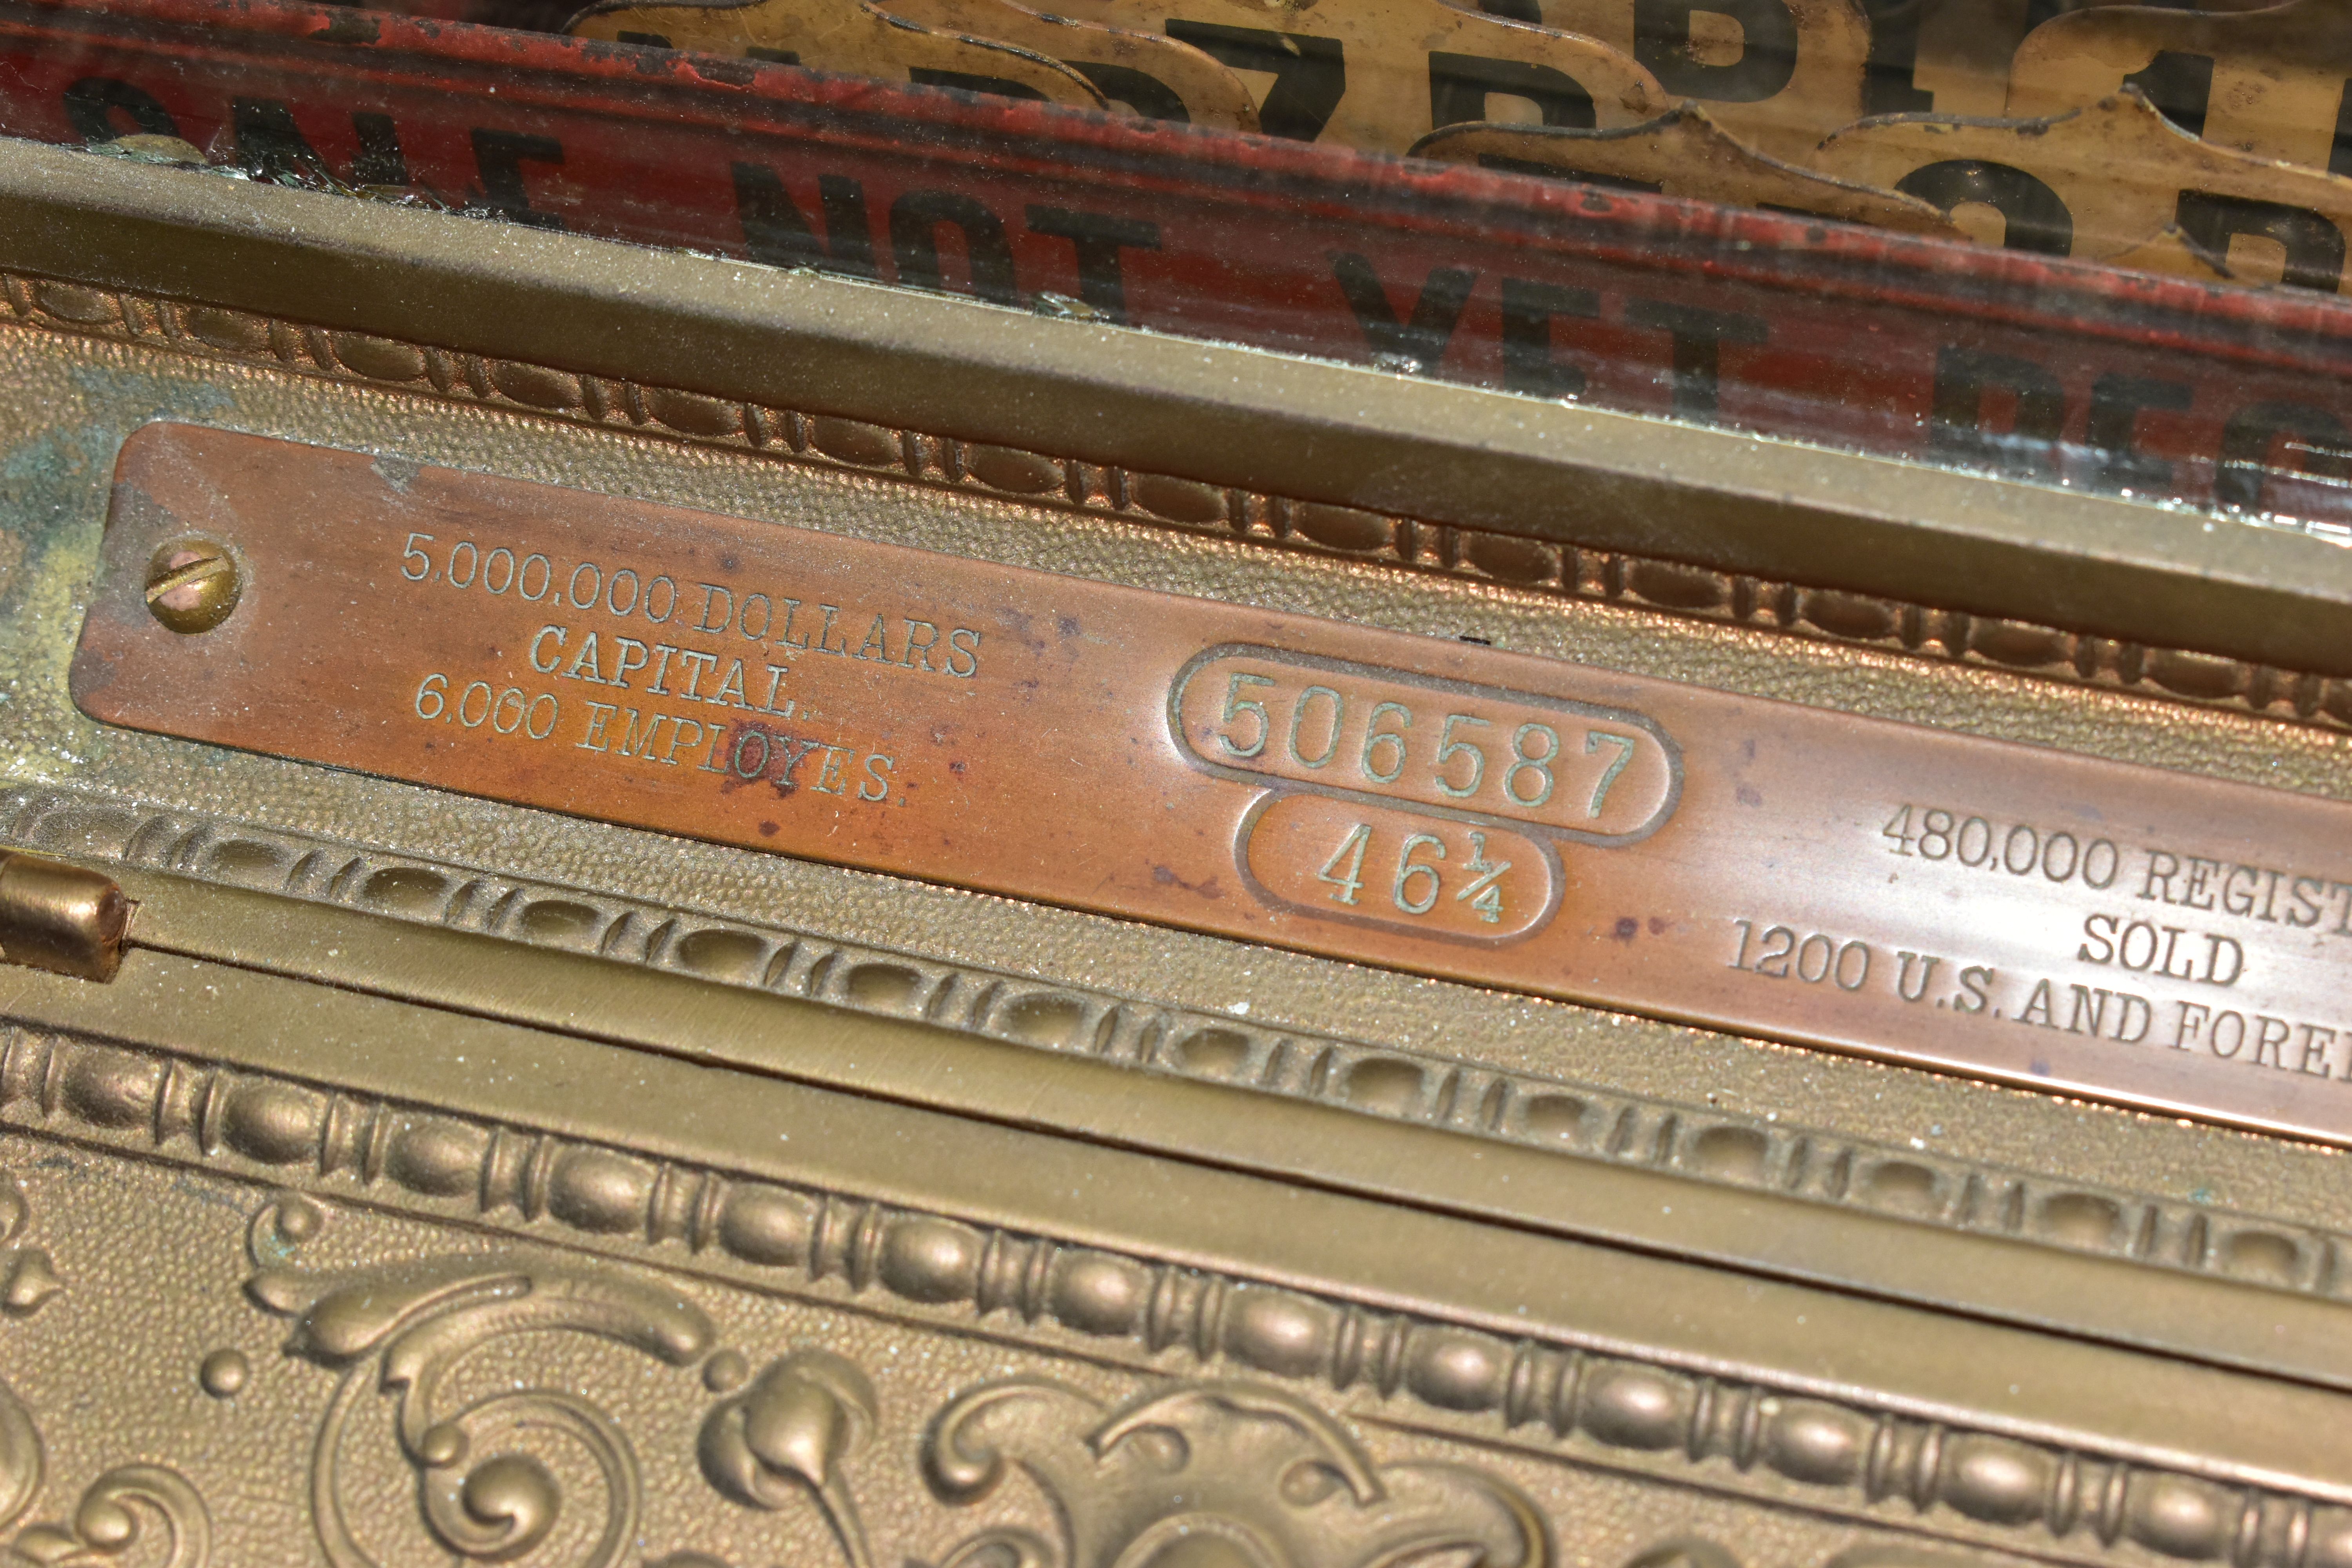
left=70, top=424, right=2352, bottom=1145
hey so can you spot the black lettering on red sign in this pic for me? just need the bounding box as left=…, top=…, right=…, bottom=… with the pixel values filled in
left=62, top=78, right=176, bottom=143
left=732, top=165, right=879, bottom=278
left=1624, top=299, right=1767, bottom=421
left=1928, top=345, right=2066, bottom=475
left=2087, top=372, right=2192, bottom=492
left=352, top=113, right=408, bottom=186
left=2216, top=401, right=2352, bottom=511
left=891, top=190, right=1020, bottom=304
left=1332, top=254, right=1477, bottom=371
left=469, top=129, right=565, bottom=230
left=231, top=98, right=323, bottom=184
left=1499, top=278, right=1597, bottom=400
left=1027, top=207, right=1161, bottom=324
left=232, top=100, right=410, bottom=189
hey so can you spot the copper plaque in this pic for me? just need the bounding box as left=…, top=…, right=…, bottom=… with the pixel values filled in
left=70, top=425, right=2352, bottom=1143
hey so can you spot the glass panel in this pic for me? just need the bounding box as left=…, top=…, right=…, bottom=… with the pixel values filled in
left=2, top=0, right=2347, bottom=534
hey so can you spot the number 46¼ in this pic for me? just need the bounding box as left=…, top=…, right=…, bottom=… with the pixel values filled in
left=1317, top=822, right=1510, bottom=924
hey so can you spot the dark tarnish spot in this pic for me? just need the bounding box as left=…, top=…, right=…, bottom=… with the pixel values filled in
left=1057, top=615, right=1080, bottom=638
left=1152, top=865, right=1225, bottom=899
left=758, top=820, right=779, bottom=837
left=1579, top=189, right=1615, bottom=213
left=693, top=56, right=758, bottom=86
left=995, top=605, right=1046, bottom=654
left=1741, top=738, right=1757, bottom=762
left=1612, top=917, right=1639, bottom=942
left=1736, top=786, right=1763, bottom=807
left=1648, top=916, right=1668, bottom=935
left=719, top=552, right=742, bottom=572
left=311, top=9, right=380, bottom=43
left=714, top=717, right=828, bottom=800
left=949, top=760, right=968, bottom=776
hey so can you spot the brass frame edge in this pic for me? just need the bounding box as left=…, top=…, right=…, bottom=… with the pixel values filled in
left=1, top=137, right=2349, bottom=674
left=4, top=235, right=2350, bottom=733
left=14, top=781, right=2350, bottom=1319
left=31, top=849, right=2352, bottom=1406
left=1, top=954, right=2348, bottom=1524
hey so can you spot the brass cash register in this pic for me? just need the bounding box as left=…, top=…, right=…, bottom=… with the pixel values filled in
left=0, top=0, right=2346, bottom=1561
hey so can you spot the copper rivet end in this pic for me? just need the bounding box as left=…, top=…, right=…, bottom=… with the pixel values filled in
left=144, top=538, right=241, bottom=634
left=0, top=852, right=132, bottom=982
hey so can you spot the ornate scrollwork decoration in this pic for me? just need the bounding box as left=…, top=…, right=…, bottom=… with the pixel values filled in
left=243, top=1195, right=717, bottom=1568
left=10, top=1467, right=209, bottom=1568
left=698, top=1351, right=878, bottom=1568
left=921, top=1379, right=1554, bottom=1568
left=0, top=1178, right=55, bottom=1539
left=0, top=1185, right=58, bottom=1325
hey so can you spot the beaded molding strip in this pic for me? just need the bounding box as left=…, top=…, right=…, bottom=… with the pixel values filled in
left=4, top=1020, right=2346, bottom=1568
left=9, top=783, right=2343, bottom=1315
left=3, top=269, right=2349, bottom=733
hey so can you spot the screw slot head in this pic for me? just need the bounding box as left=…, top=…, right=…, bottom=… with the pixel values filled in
left=144, top=538, right=241, bottom=634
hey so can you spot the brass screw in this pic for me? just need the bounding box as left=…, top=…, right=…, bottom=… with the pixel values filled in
left=144, top=539, right=241, bottom=634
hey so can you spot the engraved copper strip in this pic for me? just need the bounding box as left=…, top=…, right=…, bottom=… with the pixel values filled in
left=69, top=425, right=2352, bottom=1144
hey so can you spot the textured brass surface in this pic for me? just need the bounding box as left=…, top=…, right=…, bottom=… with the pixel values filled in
left=0, top=131, right=2346, bottom=1566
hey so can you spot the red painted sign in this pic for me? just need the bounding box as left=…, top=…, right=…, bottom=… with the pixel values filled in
left=6, top=0, right=2352, bottom=531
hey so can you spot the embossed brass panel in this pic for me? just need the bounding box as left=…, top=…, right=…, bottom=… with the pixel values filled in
left=0, top=126, right=2346, bottom=1568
